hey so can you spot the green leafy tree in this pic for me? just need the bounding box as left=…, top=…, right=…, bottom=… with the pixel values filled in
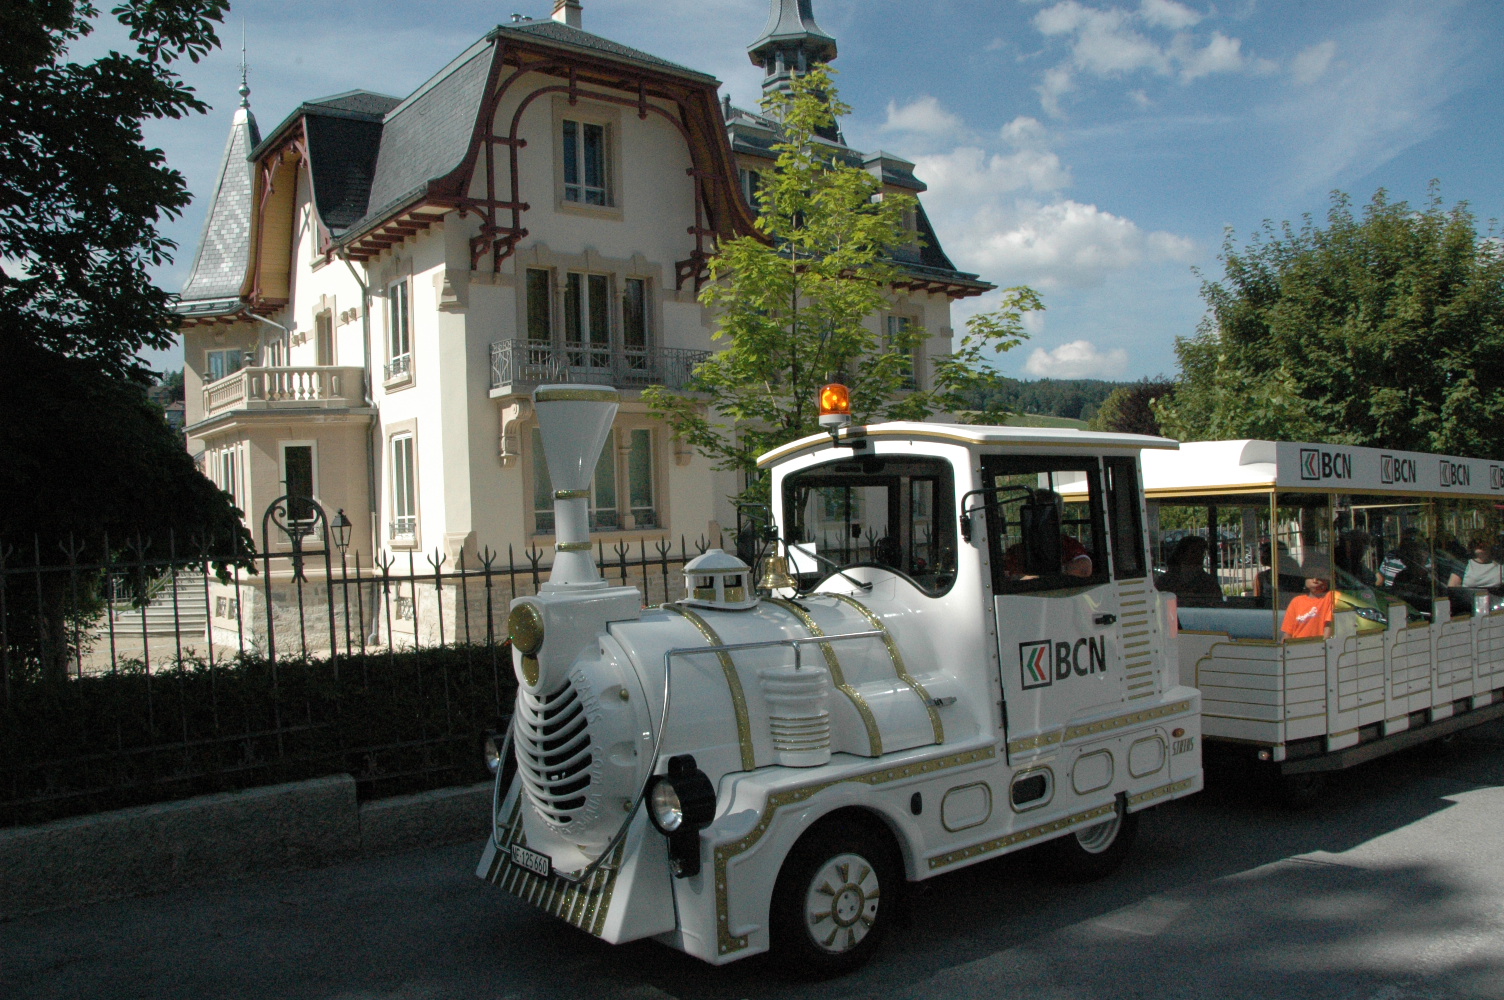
left=0, top=2, right=247, bottom=682
left=1088, top=378, right=1175, bottom=436
left=1157, top=187, right=1504, bottom=455
left=645, top=65, right=1038, bottom=501
left=1, top=0, right=227, bottom=377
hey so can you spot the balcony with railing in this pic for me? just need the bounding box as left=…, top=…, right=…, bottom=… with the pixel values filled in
left=202, top=366, right=367, bottom=420
left=489, top=340, right=710, bottom=393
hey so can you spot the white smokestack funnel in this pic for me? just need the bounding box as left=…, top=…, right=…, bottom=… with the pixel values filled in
left=534, top=384, right=618, bottom=589
left=552, top=0, right=582, bottom=28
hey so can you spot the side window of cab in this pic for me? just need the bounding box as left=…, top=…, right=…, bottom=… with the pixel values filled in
left=980, top=457, right=1107, bottom=594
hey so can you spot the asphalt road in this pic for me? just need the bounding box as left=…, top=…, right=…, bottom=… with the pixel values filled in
left=4, top=721, right=1503, bottom=1000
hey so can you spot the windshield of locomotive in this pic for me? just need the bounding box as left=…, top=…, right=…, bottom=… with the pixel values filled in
left=783, top=456, right=958, bottom=595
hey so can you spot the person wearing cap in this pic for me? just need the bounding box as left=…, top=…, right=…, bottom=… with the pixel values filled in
left=1281, top=555, right=1336, bottom=640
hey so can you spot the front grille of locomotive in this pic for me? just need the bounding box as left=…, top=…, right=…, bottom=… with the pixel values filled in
left=514, top=679, right=594, bottom=827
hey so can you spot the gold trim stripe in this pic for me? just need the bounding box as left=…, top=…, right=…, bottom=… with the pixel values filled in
left=1007, top=730, right=1062, bottom=755
left=1062, top=699, right=1192, bottom=742
left=553, top=489, right=590, bottom=500
left=662, top=605, right=756, bottom=772
left=827, top=593, right=944, bottom=744
left=928, top=802, right=1117, bottom=870
left=1127, top=777, right=1195, bottom=807
left=712, top=745, right=996, bottom=955
left=535, top=387, right=619, bottom=403
left=767, top=598, right=883, bottom=756
left=555, top=541, right=592, bottom=552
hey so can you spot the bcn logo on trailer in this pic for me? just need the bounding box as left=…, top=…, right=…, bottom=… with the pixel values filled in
left=1380, top=455, right=1417, bottom=485
left=1019, top=637, right=1108, bottom=690
left=1440, top=460, right=1472, bottom=488
left=1299, top=448, right=1352, bottom=481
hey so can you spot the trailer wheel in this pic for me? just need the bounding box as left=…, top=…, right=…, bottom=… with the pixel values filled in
left=770, top=819, right=901, bottom=978
left=1044, top=798, right=1138, bottom=883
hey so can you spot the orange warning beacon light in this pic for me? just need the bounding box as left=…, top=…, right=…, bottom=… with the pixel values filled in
left=818, top=382, right=851, bottom=431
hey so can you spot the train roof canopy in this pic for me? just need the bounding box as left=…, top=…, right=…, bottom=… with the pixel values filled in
left=1140, top=440, right=1504, bottom=500
left=757, top=421, right=1178, bottom=469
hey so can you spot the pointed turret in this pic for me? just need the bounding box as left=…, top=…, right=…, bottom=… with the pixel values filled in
left=747, top=0, right=837, bottom=99
left=176, top=73, right=261, bottom=320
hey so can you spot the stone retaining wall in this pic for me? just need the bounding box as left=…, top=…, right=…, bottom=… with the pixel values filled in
left=0, top=776, right=493, bottom=919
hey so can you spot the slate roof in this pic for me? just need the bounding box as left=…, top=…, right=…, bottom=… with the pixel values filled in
left=176, top=106, right=259, bottom=312
left=748, top=0, right=837, bottom=64
left=353, top=41, right=494, bottom=237
left=496, top=20, right=715, bottom=81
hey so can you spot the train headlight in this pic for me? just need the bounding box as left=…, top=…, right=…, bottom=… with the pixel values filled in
left=649, top=779, right=684, bottom=832
left=483, top=732, right=503, bottom=776
left=508, top=603, right=545, bottom=655
left=646, top=755, right=716, bottom=878
left=1353, top=606, right=1388, bottom=626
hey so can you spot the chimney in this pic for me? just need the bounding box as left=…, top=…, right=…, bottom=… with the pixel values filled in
left=533, top=384, right=618, bottom=589
left=551, top=0, right=582, bottom=28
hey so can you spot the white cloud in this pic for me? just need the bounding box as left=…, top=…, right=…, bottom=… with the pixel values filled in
left=1024, top=340, right=1130, bottom=378
left=1026, top=0, right=1262, bottom=113
left=1036, top=64, right=1075, bottom=117
left=882, top=95, right=965, bottom=138
left=912, top=102, right=1195, bottom=290
left=1268, top=4, right=1476, bottom=194
left=1140, top=0, right=1202, bottom=30
left=1291, top=40, right=1336, bottom=85
left=917, top=145, right=1071, bottom=199
left=1173, top=31, right=1246, bottom=80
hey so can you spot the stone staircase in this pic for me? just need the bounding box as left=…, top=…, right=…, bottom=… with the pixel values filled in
left=108, top=572, right=209, bottom=637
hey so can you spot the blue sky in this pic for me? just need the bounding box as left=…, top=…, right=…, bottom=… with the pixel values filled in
left=128, top=0, right=1504, bottom=380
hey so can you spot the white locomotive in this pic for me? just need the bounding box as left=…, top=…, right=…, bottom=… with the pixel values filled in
left=476, top=384, right=1202, bottom=973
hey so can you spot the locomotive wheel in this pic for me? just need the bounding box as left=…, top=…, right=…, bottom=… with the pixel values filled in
left=1044, top=798, right=1138, bottom=883
left=770, top=819, right=902, bottom=977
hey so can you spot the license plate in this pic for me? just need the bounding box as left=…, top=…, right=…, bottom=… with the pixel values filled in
left=511, top=844, right=552, bottom=878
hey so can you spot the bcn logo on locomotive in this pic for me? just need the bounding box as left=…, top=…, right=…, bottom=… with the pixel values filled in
left=1019, top=636, right=1108, bottom=690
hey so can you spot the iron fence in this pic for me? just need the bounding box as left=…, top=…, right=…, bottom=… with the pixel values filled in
left=0, top=497, right=729, bottom=828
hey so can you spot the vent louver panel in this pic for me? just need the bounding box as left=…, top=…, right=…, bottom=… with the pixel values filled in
left=515, top=680, right=594, bottom=826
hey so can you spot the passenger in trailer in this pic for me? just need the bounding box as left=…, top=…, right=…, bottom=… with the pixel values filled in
left=1280, top=557, right=1336, bottom=640
left=1447, top=535, right=1503, bottom=589
left=1157, top=535, right=1222, bottom=601
left=1253, top=539, right=1304, bottom=608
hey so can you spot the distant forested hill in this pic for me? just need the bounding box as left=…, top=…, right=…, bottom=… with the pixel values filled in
left=964, top=378, right=1129, bottom=423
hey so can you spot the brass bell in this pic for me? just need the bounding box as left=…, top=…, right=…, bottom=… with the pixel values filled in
left=759, top=554, right=797, bottom=592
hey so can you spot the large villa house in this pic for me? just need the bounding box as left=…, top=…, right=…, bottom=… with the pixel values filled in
left=174, top=0, right=991, bottom=646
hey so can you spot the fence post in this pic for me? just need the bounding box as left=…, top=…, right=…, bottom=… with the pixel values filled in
left=657, top=538, right=672, bottom=606
left=61, top=533, right=84, bottom=680
left=196, top=535, right=220, bottom=732
left=168, top=529, right=184, bottom=667
left=0, top=541, right=11, bottom=705
left=101, top=532, right=118, bottom=673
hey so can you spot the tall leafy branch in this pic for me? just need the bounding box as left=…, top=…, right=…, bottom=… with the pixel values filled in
left=645, top=65, right=1038, bottom=501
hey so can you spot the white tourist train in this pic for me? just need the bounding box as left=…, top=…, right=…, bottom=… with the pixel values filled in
left=476, top=387, right=1504, bottom=972
left=476, top=384, right=1200, bottom=973
left=1134, top=439, right=1504, bottom=803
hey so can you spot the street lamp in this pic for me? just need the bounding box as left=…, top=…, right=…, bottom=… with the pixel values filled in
left=332, top=509, right=352, bottom=554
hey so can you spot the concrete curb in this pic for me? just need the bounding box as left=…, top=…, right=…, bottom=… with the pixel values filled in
left=0, top=777, right=494, bottom=920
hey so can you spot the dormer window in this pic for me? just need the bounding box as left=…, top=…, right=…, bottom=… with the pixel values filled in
left=739, top=167, right=763, bottom=210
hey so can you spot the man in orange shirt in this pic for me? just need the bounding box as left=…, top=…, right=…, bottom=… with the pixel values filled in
left=1281, top=556, right=1336, bottom=640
